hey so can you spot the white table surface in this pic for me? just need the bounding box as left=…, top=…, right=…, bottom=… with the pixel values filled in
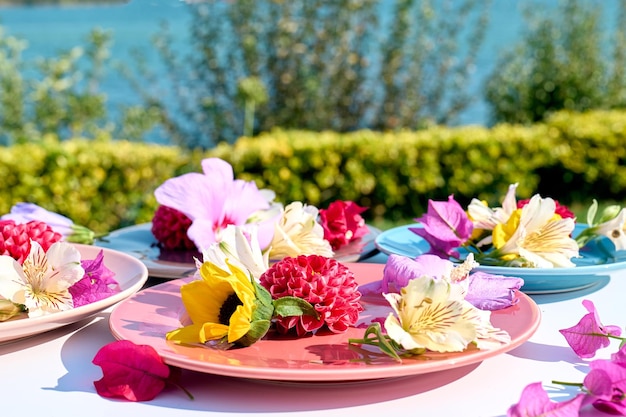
left=0, top=251, right=619, bottom=417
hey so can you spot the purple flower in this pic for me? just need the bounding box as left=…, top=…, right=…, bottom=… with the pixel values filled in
left=507, top=382, right=585, bottom=417
left=559, top=299, right=622, bottom=359
left=361, top=254, right=521, bottom=311
left=154, top=158, right=279, bottom=251
left=411, top=195, right=473, bottom=258
left=381, top=253, right=452, bottom=292
left=69, top=250, right=120, bottom=307
left=584, top=354, right=626, bottom=415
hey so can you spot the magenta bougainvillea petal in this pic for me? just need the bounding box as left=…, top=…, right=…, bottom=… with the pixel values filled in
left=559, top=299, right=622, bottom=359
left=507, top=382, right=586, bottom=417
left=92, top=340, right=170, bottom=402
left=69, top=250, right=120, bottom=307
left=411, top=195, right=473, bottom=258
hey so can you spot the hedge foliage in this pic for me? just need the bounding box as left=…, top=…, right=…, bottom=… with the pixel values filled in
left=1, top=110, right=625, bottom=232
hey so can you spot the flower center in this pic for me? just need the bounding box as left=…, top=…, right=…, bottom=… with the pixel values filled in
left=218, top=293, right=243, bottom=325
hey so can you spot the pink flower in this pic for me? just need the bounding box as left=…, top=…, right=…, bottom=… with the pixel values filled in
left=92, top=340, right=171, bottom=402
left=584, top=363, right=626, bottom=415
left=559, top=299, right=622, bottom=359
left=0, top=219, right=62, bottom=263
left=411, top=195, right=474, bottom=258
left=259, top=255, right=363, bottom=336
left=93, top=340, right=192, bottom=402
left=507, top=382, right=585, bottom=417
left=153, top=158, right=279, bottom=251
left=151, top=205, right=196, bottom=250
left=319, top=200, right=368, bottom=250
left=69, top=250, right=120, bottom=307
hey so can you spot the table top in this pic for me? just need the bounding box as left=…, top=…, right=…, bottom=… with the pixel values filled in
left=0, top=251, right=617, bottom=416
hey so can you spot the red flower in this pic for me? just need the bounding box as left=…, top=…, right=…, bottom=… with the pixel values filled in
left=93, top=340, right=172, bottom=402
left=517, top=198, right=575, bottom=219
left=151, top=205, right=196, bottom=250
left=319, top=200, right=368, bottom=250
left=0, top=219, right=62, bottom=263
left=260, top=255, right=363, bottom=336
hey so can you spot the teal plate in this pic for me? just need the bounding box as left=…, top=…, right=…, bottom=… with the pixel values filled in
left=375, top=223, right=626, bottom=294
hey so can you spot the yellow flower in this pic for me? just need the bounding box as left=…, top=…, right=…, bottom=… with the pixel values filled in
left=492, top=195, right=578, bottom=267
left=383, top=275, right=509, bottom=353
left=267, top=201, right=333, bottom=260
left=166, top=260, right=272, bottom=347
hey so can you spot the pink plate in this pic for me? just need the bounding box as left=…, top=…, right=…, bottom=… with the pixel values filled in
left=109, top=263, right=541, bottom=382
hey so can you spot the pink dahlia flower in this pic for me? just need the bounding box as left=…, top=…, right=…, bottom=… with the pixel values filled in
left=151, top=205, right=196, bottom=250
left=0, top=219, right=62, bottom=264
left=260, top=255, right=363, bottom=336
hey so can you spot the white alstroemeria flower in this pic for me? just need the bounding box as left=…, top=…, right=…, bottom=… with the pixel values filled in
left=496, top=195, right=579, bottom=268
left=0, top=241, right=84, bottom=317
left=383, top=275, right=509, bottom=353
left=467, top=183, right=519, bottom=231
left=200, top=225, right=269, bottom=280
left=592, top=207, right=626, bottom=251
left=267, top=201, right=333, bottom=260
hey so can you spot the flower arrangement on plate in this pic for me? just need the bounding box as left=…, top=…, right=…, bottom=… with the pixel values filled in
left=0, top=215, right=121, bottom=321
left=163, top=223, right=524, bottom=359
left=150, top=157, right=371, bottom=264
left=410, top=183, right=626, bottom=268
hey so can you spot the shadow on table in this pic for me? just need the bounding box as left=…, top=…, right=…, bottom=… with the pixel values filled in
left=47, top=314, right=484, bottom=412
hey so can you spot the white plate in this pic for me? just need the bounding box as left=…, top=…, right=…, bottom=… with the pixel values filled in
left=95, top=223, right=381, bottom=279
left=0, top=244, right=148, bottom=343
left=375, top=223, right=626, bottom=294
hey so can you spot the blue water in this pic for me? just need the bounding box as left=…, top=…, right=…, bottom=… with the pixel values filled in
left=0, top=0, right=620, bottom=142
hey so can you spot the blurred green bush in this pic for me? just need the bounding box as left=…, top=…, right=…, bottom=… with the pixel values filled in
left=1, top=110, right=624, bottom=231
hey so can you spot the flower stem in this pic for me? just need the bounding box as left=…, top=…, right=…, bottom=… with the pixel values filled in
left=552, top=380, right=584, bottom=388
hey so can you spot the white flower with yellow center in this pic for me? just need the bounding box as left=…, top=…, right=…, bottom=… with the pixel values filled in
left=267, top=201, right=333, bottom=260
left=0, top=241, right=84, bottom=317
left=467, top=183, right=519, bottom=231
left=383, top=275, right=509, bottom=353
left=493, top=194, right=578, bottom=268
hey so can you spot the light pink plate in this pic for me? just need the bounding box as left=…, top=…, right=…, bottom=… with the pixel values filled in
left=109, top=263, right=541, bottom=382
left=0, top=244, right=148, bottom=343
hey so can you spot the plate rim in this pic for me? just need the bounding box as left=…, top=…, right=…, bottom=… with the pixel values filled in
left=0, top=244, right=148, bottom=343
left=109, top=262, right=541, bottom=382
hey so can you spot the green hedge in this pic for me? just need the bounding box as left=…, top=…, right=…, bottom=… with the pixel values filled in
left=0, top=135, right=193, bottom=232
left=1, top=110, right=625, bottom=232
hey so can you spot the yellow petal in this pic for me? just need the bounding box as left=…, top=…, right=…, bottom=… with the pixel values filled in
left=227, top=305, right=253, bottom=342
left=166, top=323, right=206, bottom=344
left=200, top=322, right=230, bottom=342
left=180, top=280, right=226, bottom=324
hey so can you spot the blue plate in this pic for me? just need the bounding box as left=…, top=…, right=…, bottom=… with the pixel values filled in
left=375, top=223, right=626, bottom=294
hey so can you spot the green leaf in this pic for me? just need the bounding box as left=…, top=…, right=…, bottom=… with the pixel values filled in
left=349, top=322, right=402, bottom=362
left=272, top=296, right=319, bottom=319
left=252, top=279, right=273, bottom=308
left=236, top=319, right=272, bottom=347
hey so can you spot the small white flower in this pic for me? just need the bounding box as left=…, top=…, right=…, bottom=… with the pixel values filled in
left=0, top=241, right=84, bottom=317
left=200, top=225, right=269, bottom=281
left=267, top=201, right=333, bottom=260
left=592, top=208, right=626, bottom=251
